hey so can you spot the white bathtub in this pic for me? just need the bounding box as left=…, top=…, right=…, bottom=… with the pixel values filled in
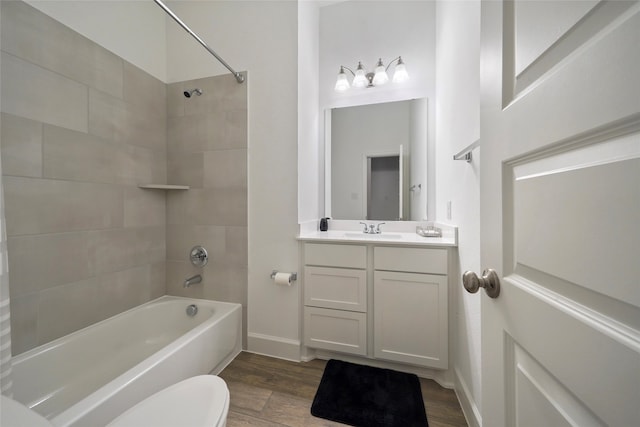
left=10, top=296, right=242, bottom=427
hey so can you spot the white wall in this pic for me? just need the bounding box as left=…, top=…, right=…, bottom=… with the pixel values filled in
left=435, top=1, right=482, bottom=426
left=319, top=0, right=436, bottom=219
left=26, top=0, right=167, bottom=82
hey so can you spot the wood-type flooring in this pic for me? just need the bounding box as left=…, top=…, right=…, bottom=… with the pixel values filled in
left=218, top=351, right=468, bottom=427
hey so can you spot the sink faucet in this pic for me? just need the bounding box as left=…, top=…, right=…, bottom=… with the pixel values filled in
left=359, top=222, right=386, bottom=234
left=184, top=274, right=202, bottom=288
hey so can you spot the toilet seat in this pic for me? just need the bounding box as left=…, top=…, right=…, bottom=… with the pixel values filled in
left=0, top=395, right=54, bottom=427
left=106, top=375, right=230, bottom=427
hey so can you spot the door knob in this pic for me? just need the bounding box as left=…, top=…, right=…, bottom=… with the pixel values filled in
left=463, top=269, right=500, bottom=298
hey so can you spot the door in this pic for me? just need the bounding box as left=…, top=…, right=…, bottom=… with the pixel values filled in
left=480, top=1, right=640, bottom=426
left=366, top=154, right=400, bottom=220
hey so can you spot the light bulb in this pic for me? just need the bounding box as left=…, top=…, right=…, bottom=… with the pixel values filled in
left=372, top=58, right=389, bottom=86
left=392, top=58, right=409, bottom=83
left=352, top=62, right=367, bottom=88
left=334, top=67, right=350, bottom=92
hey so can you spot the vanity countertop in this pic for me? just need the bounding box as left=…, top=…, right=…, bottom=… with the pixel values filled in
left=297, top=229, right=457, bottom=247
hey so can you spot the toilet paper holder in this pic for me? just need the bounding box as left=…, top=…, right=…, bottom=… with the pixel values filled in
left=270, top=270, right=297, bottom=282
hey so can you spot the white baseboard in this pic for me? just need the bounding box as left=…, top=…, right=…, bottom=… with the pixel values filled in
left=247, top=332, right=301, bottom=362
left=454, top=367, right=482, bottom=427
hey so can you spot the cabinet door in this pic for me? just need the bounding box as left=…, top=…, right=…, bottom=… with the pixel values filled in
left=374, top=271, right=448, bottom=369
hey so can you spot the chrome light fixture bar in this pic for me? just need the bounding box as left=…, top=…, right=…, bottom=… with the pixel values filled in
left=335, top=56, right=409, bottom=92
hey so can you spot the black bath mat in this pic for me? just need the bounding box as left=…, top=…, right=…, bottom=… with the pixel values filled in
left=310, top=359, right=429, bottom=427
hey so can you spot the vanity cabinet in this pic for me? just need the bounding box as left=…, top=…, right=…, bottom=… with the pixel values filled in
left=302, top=241, right=449, bottom=370
left=373, top=247, right=448, bottom=369
left=303, top=243, right=368, bottom=355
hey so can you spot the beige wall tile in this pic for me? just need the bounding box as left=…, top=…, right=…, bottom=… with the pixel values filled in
left=166, top=260, right=204, bottom=298
left=166, top=225, right=246, bottom=267
left=95, top=265, right=152, bottom=321
left=167, top=111, right=247, bottom=153
left=166, top=188, right=247, bottom=226
left=116, top=144, right=166, bottom=186
left=184, top=73, right=247, bottom=116
left=166, top=82, right=186, bottom=118
left=166, top=224, right=226, bottom=262
left=124, top=187, right=166, bottom=228
left=149, top=261, right=167, bottom=300
left=0, top=113, right=42, bottom=177
left=201, top=264, right=247, bottom=307
left=37, top=277, right=99, bottom=345
left=1, top=52, right=88, bottom=132
left=167, top=151, right=204, bottom=188
left=89, top=89, right=166, bottom=151
left=9, top=293, right=39, bottom=355
left=203, top=149, right=247, bottom=189
left=43, top=124, right=118, bottom=183
left=3, top=177, right=124, bottom=236
left=226, top=226, right=248, bottom=267
left=0, top=0, right=123, bottom=98
left=7, top=232, right=92, bottom=297
left=123, top=61, right=166, bottom=118
left=88, top=226, right=165, bottom=275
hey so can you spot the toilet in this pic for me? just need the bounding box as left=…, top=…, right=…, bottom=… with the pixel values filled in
left=1, top=375, right=230, bottom=427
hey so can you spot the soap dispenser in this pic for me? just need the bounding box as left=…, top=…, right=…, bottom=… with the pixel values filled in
left=319, top=217, right=330, bottom=232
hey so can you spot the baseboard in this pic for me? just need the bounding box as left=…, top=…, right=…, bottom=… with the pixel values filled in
left=454, top=367, right=482, bottom=427
left=247, top=332, right=301, bottom=362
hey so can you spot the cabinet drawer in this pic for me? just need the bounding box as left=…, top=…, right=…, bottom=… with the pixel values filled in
left=305, top=243, right=366, bottom=268
left=304, top=307, right=367, bottom=356
left=304, top=267, right=367, bottom=312
left=374, top=246, right=447, bottom=274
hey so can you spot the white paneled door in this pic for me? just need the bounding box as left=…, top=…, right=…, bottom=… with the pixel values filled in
left=479, top=1, right=640, bottom=426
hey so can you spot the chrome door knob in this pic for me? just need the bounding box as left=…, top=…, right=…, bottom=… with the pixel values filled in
left=463, top=269, right=500, bottom=298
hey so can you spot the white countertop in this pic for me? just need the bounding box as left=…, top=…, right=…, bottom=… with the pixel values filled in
left=297, top=220, right=457, bottom=247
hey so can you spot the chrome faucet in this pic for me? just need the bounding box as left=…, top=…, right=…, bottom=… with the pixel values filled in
left=359, top=222, right=386, bottom=234
left=183, top=274, right=202, bottom=288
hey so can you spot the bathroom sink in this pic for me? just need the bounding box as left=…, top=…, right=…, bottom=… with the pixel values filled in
left=343, top=232, right=403, bottom=240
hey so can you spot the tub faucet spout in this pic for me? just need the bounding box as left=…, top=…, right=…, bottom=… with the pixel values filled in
left=184, top=274, right=202, bottom=288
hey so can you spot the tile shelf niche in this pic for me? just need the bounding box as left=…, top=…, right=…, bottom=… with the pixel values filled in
left=138, top=184, right=190, bottom=190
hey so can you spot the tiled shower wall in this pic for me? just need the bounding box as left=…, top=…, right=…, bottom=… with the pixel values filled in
left=165, top=76, right=248, bottom=346
left=1, top=1, right=249, bottom=355
left=1, top=1, right=166, bottom=355
left=0, top=0, right=168, bottom=354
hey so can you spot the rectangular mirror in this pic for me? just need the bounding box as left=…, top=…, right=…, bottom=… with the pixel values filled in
left=325, top=98, right=428, bottom=221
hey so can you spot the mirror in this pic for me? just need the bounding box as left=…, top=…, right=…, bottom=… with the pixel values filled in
left=326, top=98, right=427, bottom=221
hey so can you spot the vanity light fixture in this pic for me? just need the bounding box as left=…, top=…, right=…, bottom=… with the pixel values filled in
left=334, top=56, right=409, bottom=92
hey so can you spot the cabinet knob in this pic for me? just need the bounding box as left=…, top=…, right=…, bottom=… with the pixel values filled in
left=462, top=269, right=500, bottom=299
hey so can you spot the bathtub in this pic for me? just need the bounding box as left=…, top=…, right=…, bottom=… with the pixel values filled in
left=10, top=296, right=242, bottom=427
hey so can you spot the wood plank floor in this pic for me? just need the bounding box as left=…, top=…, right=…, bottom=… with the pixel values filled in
left=218, top=352, right=468, bottom=427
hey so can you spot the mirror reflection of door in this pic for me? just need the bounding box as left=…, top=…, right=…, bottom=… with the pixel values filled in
left=367, top=155, right=400, bottom=220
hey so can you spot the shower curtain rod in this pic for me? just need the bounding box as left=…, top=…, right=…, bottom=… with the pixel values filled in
left=153, top=0, right=245, bottom=84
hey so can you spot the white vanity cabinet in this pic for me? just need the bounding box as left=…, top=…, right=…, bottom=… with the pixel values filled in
left=373, top=247, right=448, bottom=369
left=303, top=243, right=368, bottom=355
left=301, top=238, right=450, bottom=370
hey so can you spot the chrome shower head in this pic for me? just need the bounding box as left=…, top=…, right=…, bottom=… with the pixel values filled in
left=183, top=88, right=203, bottom=98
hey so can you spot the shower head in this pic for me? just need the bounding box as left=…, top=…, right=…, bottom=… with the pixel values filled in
left=184, top=88, right=203, bottom=98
